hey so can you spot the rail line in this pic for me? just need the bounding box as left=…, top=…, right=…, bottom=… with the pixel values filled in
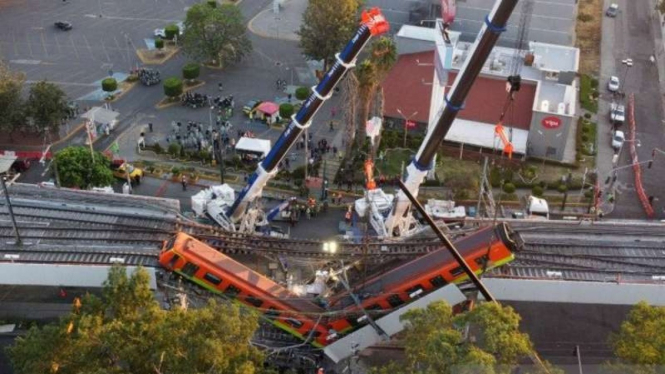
left=0, top=247, right=159, bottom=266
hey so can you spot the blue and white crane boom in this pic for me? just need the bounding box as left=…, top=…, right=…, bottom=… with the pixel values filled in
left=218, top=8, right=389, bottom=232
left=383, top=0, right=519, bottom=237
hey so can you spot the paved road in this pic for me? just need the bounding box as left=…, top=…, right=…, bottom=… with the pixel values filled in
left=600, top=0, right=665, bottom=220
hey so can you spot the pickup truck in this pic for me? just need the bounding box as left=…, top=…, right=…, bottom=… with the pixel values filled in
left=110, top=160, right=143, bottom=185
left=610, top=102, right=625, bottom=125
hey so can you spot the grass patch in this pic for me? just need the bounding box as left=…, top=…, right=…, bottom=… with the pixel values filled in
left=375, top=148, right=414, bottom=177
left=579, top=74, right=599, bottom=113
left=575, top=0, right=603, bottom=74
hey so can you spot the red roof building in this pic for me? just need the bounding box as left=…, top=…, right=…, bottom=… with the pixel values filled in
left=383, top=51, right=537, bottom=130
left=383, top=51, right=434, bottom=125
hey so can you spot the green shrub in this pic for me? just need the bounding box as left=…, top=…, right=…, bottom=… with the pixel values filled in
left=163, top=77, right=183, bottom=98
left=591, top=78, right=599, bottom=87
left=168, top=143, right=181, bottom=158
left=557, top=184, right=568, bottom=193
left=171, top=166, right=181, bottom=175
left=584, top=189, right=594, bottom=198
left=591, top=91, right=599, bottom=99
left=584, top=113, right=592, bottom=119
left=182, top=63, right=200, bottom=81
left=101, top=78, right=117, bottom=93
left=581, top=134, right=589, bottom=142
left=502, top=182, right=516, bottom=194
left=165, top=25, right=179, bottom=40
left=207, top=0, right=216, bottom=7
left=126, top=74, right=139, bottom=83
left=155, top=37, right=164, bottom=50
left=279, top=103, right=295, bottom=118
left=153, top=143, right=163, bottom=154
left=295, top=86, right=311, bottom=100
left=532, top=185, right=544, bottom=197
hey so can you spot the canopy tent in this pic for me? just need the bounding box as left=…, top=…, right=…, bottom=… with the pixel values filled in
left=81, top=106, right=120, bottom=127
left=255, top=101, right=279, bottom=115
left=235, top=137, right=271, bottom=158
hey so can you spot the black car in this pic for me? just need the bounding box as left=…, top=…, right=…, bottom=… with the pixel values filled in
left=54, top=21, right=73, bottom=31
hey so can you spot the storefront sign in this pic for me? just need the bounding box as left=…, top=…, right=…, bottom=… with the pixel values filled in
left=541, top=116, right=562, bottom=129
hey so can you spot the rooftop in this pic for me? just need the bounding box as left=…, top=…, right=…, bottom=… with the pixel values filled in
left=450, top=40, right=579, bottom=117
left=382, top=51, right=434, bottom=125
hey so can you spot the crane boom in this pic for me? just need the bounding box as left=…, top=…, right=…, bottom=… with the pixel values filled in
left=384, top=0, right=519, bottom=236
left=226, top=9, right=389, bottom=224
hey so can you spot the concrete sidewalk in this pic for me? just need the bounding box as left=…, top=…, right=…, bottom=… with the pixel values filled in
left=247, top=0, right=306, bottom=41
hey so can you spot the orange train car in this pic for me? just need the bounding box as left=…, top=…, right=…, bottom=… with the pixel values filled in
left=159, top=233, right=331, bottom=347
left=328, top=222, right=521, bottom=335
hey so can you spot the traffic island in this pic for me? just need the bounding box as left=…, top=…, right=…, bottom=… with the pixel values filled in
left=136, top=45, right=180, bottom=65
left=155, top=80, right=206, bottom=109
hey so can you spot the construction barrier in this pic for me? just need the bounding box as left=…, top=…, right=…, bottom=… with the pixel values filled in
left=628, top=94, right=655, bottom=217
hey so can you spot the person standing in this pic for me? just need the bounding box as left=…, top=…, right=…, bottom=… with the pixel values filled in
left=181, top=175, right=187, bottom=191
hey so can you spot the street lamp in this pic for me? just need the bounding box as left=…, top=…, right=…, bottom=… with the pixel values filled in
left=621, top=58, right=633, bottom=93
left=396, top=108, right=418, bottom=148
left=322, top=241, right=337, bottom=254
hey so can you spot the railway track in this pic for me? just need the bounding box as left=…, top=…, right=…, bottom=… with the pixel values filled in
left=0, top=247, right=159, bottom=267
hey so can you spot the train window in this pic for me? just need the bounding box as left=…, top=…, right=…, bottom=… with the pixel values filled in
left=475, top=255, right=489, bottom=267
left=168, top=254, right=180, bottom=268
left=405, top=285, right=424, bottom=299
left=203, top=272, right=222, bottom=286
left=164, top=237, right=176, bottom=251
left=264, top=307, right=280, bottom=318
left=366, top=304, right=382, bottom=311
left=284, top=318, right=303, bottom=328
left=224, top=284, right=241, bottom=297
left=305, top=330, right=322, bottom=338
left=450, top=267, right=465, bottom=277
left=430, top=275, right=447, bottom=288
left=245, top=295, right=263, bottom=308
left=181, top=262, right=199, bottom=277
left=387, top=294, right=404, bottom=308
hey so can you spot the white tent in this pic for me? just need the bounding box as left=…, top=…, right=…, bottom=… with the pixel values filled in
left=235, top=137, right=271, bottom=158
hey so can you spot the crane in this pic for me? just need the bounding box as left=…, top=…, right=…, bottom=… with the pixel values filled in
left=207, top=8, right=389, bottom=233
left=381, top=0, right=520, bottom=238
left=494, top=0, right=534, bottom=159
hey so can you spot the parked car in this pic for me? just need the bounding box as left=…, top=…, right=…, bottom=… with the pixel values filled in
left=243, top=100, right=262, bottom=116
left=10, top=159, right=31, bottom=173
left=610, top=102, right=625, bottom=124
left=612, top=130, right=625, bottom=150
left=608, top=76, right=620, bottom=92
left=606, top=3, right=619, bottom=17
left=110, top=160, right=143, bottom=185
left=54, top=21, right=73, bottom=31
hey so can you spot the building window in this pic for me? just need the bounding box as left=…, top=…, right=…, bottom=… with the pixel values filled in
left=545, top=71, right=559, bottom=81
left=430, top=275, right=447, bottom=288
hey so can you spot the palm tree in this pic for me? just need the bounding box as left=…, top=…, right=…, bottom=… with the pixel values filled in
left=354, top=37, right=397, bottom=154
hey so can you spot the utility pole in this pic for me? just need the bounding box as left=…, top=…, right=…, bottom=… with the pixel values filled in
left=320, top=158, right=327, bottom=201
left=219, top=130, right=225, bottom=184
left=574, top=345, right=583, bottom=374
left=1, top=176, right=21, bottom=246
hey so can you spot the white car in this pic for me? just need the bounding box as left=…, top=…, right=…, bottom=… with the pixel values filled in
left=612, top=130, right=625, bottom=150
left=154, top=22, right=184, bottom=39
left=610, top=102, right=625, bottom=124
left=608, top=76, right=620, bottom=92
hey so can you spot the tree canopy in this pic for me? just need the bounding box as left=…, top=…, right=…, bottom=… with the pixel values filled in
left=298, top=0, right=362, bottom=71
left=370, top=301, right=557, bottom=374
left=26, top=80, right=69, bottom=134
left=610, top=301, right=665, bottom=373
left=54, top=146, right=114, bottom=189
left=6, top=266, right=267, bottom=374
left=0, top=62, right=27, bottom=136
left=181, top=2, right=252, bottom=67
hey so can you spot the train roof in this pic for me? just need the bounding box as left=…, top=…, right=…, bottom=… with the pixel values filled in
left=176, top=233, right=325, bottom=314
left=332, top=225, right=499, bottom=309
